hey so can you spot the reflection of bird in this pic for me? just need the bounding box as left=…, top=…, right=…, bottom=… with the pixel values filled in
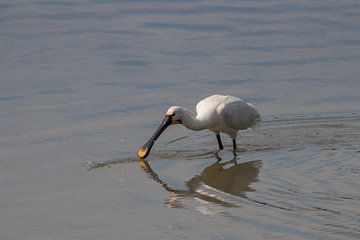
left=138, top=94, right=261, bottom=158
left=138, top=158, right=262, bottom=208
left=187, top=159, right=261, bottom=197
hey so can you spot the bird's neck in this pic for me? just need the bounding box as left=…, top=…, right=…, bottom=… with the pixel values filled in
left=182, top=110, right=208, bottom=131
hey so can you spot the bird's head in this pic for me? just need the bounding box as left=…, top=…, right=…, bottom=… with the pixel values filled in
left=165, top=106, right=184, bottom=125
left=137, top=106, right=184, bottom=159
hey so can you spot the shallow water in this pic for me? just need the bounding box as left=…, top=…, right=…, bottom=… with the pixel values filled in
left=1, top=0, right=360, bottom=239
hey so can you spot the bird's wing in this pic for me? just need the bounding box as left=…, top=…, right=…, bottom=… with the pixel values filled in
left=195, top=95, right=222, bottom=118
left=219, top=100, right=261, bottom=130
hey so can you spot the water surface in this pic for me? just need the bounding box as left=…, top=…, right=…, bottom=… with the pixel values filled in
left=1, top=0, right=359, bottom=239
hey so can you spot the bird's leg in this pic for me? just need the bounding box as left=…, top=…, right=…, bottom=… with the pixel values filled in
left=214, top=151, right=222, bottom=162
left=216, top=133, right=224, bottom=150
left=232, top=139, right=237, bottom=157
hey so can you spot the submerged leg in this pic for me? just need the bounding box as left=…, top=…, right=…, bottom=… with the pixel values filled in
left=214, top=151, right=222, bottom=162
left=216, top=133, right=224, bottom=150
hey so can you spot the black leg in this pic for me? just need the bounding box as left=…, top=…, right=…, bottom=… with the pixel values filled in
left=216, top=134, right=224, bottom=150
left=232, top=139, right=237, bottom=157
left=232, top=139, right=237, bottom=151
left=214, top=152, right=222, bottom=162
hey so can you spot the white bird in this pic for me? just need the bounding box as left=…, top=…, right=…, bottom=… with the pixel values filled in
left=138, top=94, right=261, bottom=158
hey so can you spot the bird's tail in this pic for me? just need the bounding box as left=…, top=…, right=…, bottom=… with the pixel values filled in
left=254, top=109, right=261, bottom=122
left=251, top=112, right=262, bottom=130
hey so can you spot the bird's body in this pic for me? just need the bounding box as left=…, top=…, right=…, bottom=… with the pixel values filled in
left=195, top=94, right=260, bottom=138
left=138, top=94, right=261, bottom=158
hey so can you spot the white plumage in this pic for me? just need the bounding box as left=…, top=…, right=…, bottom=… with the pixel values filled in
left=195, top=94, right=260, bottom=138
left=138, top=94, right=261, bottom=158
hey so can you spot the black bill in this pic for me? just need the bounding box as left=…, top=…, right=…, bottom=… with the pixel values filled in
left=137, top=116, right=172, bottom=159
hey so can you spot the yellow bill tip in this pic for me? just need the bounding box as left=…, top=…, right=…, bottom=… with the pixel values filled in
left=137, top=147, right=148, bottom=159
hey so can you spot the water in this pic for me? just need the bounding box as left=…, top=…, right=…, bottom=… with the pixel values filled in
left=1, top=0, right=360, bottom=239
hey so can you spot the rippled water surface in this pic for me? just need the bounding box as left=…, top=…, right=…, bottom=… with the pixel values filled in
left=1, top=0, right=360, bottom=239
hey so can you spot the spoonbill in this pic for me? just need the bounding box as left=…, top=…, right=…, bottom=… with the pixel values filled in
left=137, top=94, right=261, bottom=158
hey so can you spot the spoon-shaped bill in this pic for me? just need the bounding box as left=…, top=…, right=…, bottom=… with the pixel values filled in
left=137, top=116, right=172, bottom=158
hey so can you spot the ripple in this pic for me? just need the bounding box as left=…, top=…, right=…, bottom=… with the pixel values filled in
left=122, top=115, right=360, bottom=238
left=235, top=55, right=360, bottom=67
left=142, top=22, right=229, bottom=32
